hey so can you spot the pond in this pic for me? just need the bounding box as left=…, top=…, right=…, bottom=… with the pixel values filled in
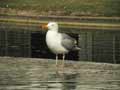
left=0, top=15, right=120, bottom=63
left=0, top=24, right=120, bottom=63
left=0, top=57, right=120, bottom=90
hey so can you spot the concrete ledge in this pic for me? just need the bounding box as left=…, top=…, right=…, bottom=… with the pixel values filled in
left=0, top=57, right=120, bottom=90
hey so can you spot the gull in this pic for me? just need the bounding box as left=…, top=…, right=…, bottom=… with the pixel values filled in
left=42, top=22, right=80, bottom=68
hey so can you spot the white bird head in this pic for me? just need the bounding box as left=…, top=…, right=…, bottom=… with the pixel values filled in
left=47, top=22, right=58, bottom=31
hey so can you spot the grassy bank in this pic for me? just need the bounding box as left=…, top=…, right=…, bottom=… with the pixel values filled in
left=0, top=0, right=120, bottom=16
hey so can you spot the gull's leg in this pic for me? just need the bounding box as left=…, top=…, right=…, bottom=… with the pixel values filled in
left=56, top=54, right=58, bottom=67
left=55, top=54, right=59, bottom=73
left=62, top=54, right=65, bottom=69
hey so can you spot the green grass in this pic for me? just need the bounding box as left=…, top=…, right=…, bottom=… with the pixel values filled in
left=0, top=0, right=120, bottom=16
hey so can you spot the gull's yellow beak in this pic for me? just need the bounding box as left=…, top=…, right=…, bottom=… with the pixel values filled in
left=41, top=24, right=48, bottom=30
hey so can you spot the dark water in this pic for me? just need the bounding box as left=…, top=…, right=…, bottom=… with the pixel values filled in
left=0, top=57, right=120, bottom=90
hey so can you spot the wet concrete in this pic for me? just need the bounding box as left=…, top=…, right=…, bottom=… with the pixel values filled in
left=0, top=57, right=120, bottom=90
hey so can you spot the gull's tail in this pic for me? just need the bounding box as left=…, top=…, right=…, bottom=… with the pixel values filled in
left=73, top=45, right=81, bottom=51
left=72, top=40, right=81, bottom=51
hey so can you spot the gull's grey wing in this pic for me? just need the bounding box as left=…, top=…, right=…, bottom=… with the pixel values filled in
left=61, top=33, right=76, bottom=51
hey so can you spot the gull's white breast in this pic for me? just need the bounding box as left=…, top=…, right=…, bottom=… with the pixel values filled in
left=46, top=31, right=68, bottom=54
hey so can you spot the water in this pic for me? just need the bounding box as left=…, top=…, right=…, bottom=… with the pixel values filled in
left=0, top=57, right=120, bottom=90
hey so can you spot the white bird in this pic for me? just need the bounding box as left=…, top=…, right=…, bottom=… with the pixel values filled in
left=42, top=22, right=80, bottom=68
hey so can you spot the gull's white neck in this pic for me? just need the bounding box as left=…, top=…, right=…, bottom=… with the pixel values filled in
left=48, top=27, right=58, bottom=32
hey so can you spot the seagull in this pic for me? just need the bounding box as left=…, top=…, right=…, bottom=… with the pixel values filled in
left=42, top=22, right=80, bottom=68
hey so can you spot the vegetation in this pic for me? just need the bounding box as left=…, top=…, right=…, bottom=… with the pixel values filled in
left=0, top=0, right=120, bottom=16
